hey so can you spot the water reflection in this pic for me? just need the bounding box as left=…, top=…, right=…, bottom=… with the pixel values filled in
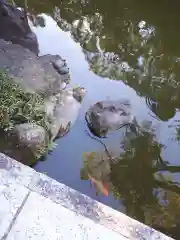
left=81, top=124, right=180, bottom=236
left=14, top=0, right=180, bottom=237
left=51, top=1, right=180, bottom=122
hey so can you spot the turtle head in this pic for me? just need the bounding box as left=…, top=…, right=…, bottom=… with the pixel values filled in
left=73, top=86, right=86, bottom=102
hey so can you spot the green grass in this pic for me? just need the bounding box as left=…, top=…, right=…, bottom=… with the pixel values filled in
left=0, top=70, right=50, bottom=132
left=0, top=70, right=57, bottom=159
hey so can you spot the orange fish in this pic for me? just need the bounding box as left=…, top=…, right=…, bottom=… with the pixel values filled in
left=88, top=174, right=109, bottom=196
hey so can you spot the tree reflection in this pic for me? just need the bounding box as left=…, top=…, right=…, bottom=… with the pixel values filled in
left=81, top=125, right=180, bottom=237
left=51, top=0, right=180, bottom=121
left=110, top=128, right=163, bottom=221
left=13, top=0, right=180, bottom=237
left=14, top=0, right=180, bottom=121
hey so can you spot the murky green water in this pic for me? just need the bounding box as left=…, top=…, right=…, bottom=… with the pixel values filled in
left=15, top=0, right=180, bottom=237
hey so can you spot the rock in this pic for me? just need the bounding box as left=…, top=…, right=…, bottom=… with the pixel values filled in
left=0, top=0, right=39, bottom=54
left=0, top=83, right=86, bottom=165
left=10, top=123, right=48, bottom=165
left=0, top=82, right=85, bottom=165
left=11, top=123, right=47, bottom=149
left=39, top=54, right=70, bottom=89
left=29, top=14, right=46, bottom=28
left=0, top=39, right=70, bottom=95
left=0, top=2, right=86, bottom=164
left=85, top=99, right=134, bottom=137
left=47, top=86, right=86, bottom=139
left=0, top=37, right=76, bottom=164
left=52, top=59, right=69, bottom=75
left=0, top=124, right=48, bottom=166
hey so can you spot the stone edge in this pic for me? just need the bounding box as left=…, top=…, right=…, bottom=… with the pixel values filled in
left=0, top=153, right=174, bottom=240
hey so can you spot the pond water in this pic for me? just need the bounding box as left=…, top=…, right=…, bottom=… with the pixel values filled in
left=16, top=0, right=180, bottom=238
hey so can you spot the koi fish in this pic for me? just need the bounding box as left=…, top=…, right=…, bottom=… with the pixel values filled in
left=88, top=174, right=109, bottom=196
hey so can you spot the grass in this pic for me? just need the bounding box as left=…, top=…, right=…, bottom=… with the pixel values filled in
left=0, top=70, right=50, bottom=131
left=0, top=70, right=55, bottom=159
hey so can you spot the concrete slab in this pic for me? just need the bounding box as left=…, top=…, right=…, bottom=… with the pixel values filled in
left=0, top=153, right=36, bottom=187
left=6, top=191, right=127, bottom=240
left=0, top=153, right=174, bottom=240
left=28, top=171, right=100, bottom=221
left=0, top=179, right=29, bottom=239
left=28, top=171, right=173, bottom=240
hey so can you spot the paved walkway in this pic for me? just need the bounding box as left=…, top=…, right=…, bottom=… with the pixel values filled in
left=0, top=153, right=174, bottom=240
